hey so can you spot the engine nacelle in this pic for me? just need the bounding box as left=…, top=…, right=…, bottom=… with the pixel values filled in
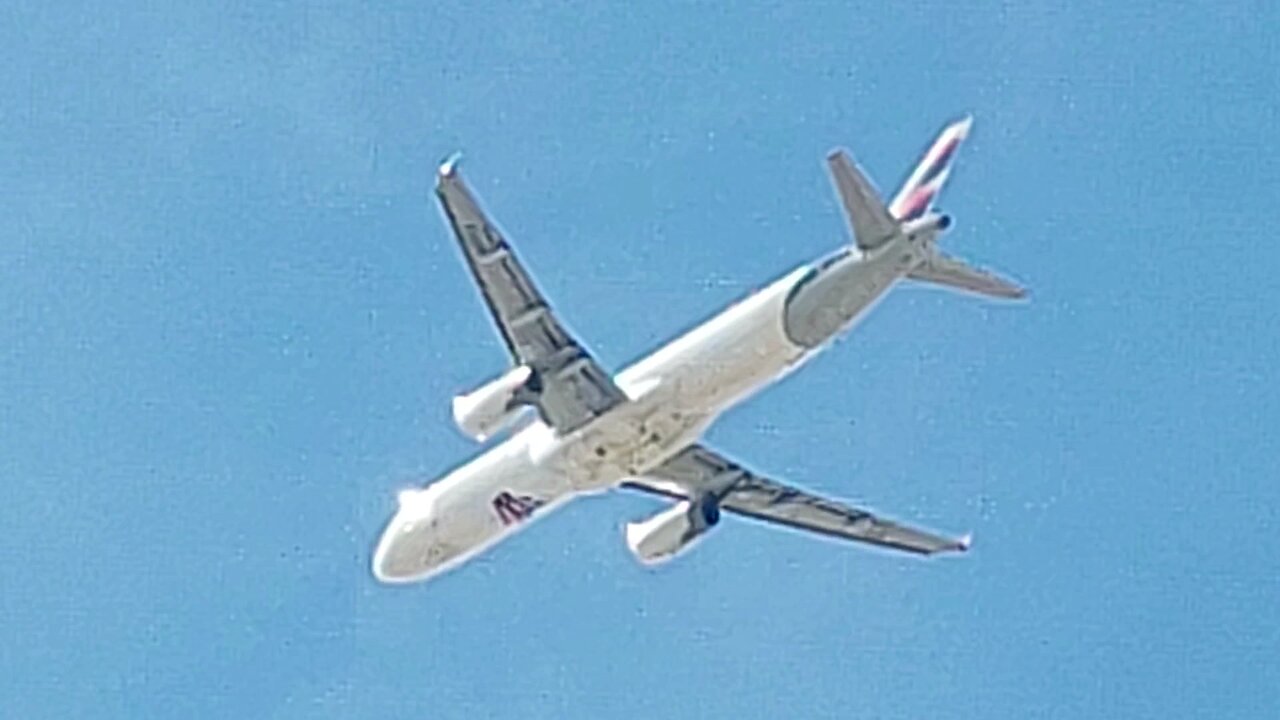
left=451, top=365, right=537, bottom=442
left=624, top=494, right=721, bottom=566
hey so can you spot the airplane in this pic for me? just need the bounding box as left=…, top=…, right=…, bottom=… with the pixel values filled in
left=372, top=116, right=1025, bottom=585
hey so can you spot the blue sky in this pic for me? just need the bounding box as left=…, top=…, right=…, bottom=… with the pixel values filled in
left=3, top=2, right=1277, bottom=717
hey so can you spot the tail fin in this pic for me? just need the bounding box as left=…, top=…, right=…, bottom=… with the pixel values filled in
left=826, top=116, right=1026, bottom=300
left=890, top=116, right=972, bottom=221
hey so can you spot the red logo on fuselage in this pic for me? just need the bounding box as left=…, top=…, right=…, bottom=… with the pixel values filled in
left=492, top=492, right=545, bottom=525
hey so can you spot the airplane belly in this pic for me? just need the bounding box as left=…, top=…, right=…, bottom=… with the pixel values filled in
left=613, top=243, right=916, bottom=430
left=515, top=245, right=922, bottom=503
left=616, top=268, right=811, bottom=422
left=429, top=483, right=573, bottom=578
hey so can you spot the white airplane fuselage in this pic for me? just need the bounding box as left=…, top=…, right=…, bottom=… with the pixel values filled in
left=373, top=231, right=930, bottom=584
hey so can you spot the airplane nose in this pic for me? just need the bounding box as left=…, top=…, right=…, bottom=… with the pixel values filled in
left=372, top=518, right=424, bottom=583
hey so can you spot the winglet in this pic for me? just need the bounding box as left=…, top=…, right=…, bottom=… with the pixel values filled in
left=438, top=151, right=463, bottom=179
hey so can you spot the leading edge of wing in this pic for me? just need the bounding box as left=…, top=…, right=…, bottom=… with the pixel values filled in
left=622, top=476, right=967, bottom=556
left=716, top=483, right=972, bottom=556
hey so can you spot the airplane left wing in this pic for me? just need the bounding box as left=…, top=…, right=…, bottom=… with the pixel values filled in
left=434, top=157, right=628, bottom=434
left=624, top=444, right=970, bottom=556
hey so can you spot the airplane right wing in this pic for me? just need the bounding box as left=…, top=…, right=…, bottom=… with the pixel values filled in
left=434, top=157, right=629, bottom=434
left=624, top=444, right=971, bottom=556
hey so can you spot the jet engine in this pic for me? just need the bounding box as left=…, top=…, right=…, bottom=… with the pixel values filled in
left=451, top=365, right=539, bottom=441
left=624, top=494, right=721, bottom=565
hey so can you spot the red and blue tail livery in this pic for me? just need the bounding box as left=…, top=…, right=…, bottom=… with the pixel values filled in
left=889, top=116, right=972, bottom=221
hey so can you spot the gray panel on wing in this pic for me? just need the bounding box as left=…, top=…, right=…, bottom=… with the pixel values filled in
left=434, top=162, right=628, bottom=433
left=625, top=444, right=969, bottom=556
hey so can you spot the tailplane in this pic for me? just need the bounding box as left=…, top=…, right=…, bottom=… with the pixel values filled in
left=910, top=251, right=1026, bottom=299
left=894, top=116, right=1026, bottom=299
left=827, top=116, right=1027, bottom=300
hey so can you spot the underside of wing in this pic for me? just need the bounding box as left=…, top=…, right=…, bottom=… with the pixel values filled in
left=624, top=444, right=970, bottom=556
left=434, top=158, right=627, bottom=434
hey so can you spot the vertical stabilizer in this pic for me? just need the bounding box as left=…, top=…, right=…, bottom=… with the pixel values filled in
left=889, top=116, right=972, bottom=221
left=826, top=116, right=1026, bottom=300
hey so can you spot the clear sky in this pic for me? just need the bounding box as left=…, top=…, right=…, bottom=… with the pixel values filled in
left=3, top=2, right=1277, bottom=718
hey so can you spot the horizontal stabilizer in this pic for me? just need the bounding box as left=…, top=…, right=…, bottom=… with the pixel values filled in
left=826, top=150, right=897, bottom=251
left=624, top=445, right=973, bottom=557
left=909, top=252, right=1027, bottom=300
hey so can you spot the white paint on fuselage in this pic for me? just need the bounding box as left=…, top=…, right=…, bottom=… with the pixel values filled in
left=372, top=237, right=918, bottom=585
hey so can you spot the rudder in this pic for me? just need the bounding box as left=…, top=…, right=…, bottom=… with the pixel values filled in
left=889, top=116, right=972, bottom=221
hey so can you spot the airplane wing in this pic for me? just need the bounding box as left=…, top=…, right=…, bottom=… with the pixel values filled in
left=623, top=444, right=970, bottom=556
left=434, top=156, right=628, bottom=433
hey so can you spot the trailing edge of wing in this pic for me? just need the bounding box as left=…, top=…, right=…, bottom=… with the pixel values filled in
left=625, top=445, right=971, bottom=556
left=826, top=150, right=898, bottom=252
